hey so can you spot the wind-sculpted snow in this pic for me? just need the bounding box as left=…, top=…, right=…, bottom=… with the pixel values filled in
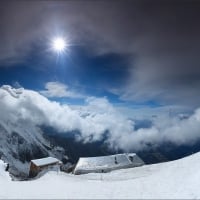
left=1, top=152, right=200, bottom=198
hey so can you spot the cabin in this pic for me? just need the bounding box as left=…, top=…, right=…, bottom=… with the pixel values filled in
left=29, top=157, right=62, bottom=177
left=73, top=153, right=144, bottom=175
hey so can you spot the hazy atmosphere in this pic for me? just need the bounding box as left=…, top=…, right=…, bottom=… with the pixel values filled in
left=1, top=0, right=200, bottom=151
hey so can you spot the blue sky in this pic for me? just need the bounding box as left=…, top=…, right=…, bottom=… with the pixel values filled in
left=0, top=0, right=200, bottom=118
left=0, top=45, right=128, bottom=102
left=0, top=42, right=165, bottom=112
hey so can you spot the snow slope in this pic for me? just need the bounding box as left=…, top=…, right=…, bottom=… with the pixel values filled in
left=1, top=152, right=200, bottom=199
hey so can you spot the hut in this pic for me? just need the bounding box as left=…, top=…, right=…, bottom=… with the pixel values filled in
left=29, top=157, right=62, bottom=177
left=73, top=153, right=144, bottom=175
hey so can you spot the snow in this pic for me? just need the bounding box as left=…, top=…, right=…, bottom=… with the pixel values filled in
left=1, top=152, right=200, bottom=199
left=31, top=157, right=61, bottom=167
left=0, top=160, right=10, bottom=181
left=74, top=153, right=144, bottom=175
left=0, top=85, right=64, bottom=176
left=76, top=154, right=131, bottom=169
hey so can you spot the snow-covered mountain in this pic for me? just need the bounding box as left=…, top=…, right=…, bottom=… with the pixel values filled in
left=1, top=151, right=200, bottom=199
left=1, top=84, right=200, bottom=179
left=0, top=85, right=66, bottom=177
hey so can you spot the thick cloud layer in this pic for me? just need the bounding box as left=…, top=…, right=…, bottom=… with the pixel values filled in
left=1, top=85, right=200, bottom=151
left=1, top=1, right=200, bottom=107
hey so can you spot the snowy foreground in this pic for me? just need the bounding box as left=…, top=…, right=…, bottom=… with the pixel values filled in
left=1, top=152, right=200, bottom=199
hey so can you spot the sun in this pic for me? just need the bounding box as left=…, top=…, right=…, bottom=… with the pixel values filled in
left=52, top=37, right=67, bottom=52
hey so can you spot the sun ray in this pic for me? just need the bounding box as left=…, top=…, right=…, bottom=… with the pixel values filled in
left=52, top=37, right=67, bottom=53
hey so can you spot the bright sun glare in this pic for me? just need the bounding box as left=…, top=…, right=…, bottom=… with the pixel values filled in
left=52, top=37, right=66, bottom=52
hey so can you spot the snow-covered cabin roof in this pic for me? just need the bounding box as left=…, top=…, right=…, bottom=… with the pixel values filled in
left=31, top=157, right=61, bottom=167
left=75, top=153, right=142, bottom=171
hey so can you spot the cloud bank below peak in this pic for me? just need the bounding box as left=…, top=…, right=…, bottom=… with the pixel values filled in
left=1, top=85, right=200, bottom=151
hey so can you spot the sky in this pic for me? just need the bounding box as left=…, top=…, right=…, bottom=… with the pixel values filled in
left=0, top=0, right=200, bottom=150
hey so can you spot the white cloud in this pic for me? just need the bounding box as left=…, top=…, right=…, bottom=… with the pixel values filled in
left=40, top=82, right=85, bottom=99
left=1, top=85, right=200, bottom=152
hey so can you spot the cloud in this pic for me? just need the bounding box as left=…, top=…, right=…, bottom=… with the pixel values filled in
left=1, top=1, right=200, bottom=107
left=1, top=85, right=200, bottom=152
left=40, top=81, right=85, bottom=99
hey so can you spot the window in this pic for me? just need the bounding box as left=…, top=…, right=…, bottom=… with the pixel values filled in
left=129, top=156, right=134, bottom=162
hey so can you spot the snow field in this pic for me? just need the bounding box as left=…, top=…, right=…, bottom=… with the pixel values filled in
left=0, top=152, right=200, bottom=199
